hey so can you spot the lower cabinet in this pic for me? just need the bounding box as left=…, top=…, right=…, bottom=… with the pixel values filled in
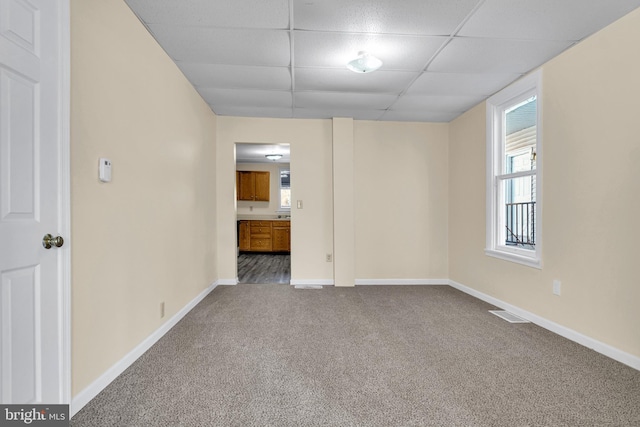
left=272, top=223, right=291, bottom=252
left=238, top=221, right=251, bottom=251
left=250, top=221, right=272, bottom=251
left=238, top=220, right=290, bottom=253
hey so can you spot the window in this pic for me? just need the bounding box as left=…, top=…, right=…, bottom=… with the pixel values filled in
left=279, top=167, right=291, bottom=210
left=486, top=71, right=542, bottom=268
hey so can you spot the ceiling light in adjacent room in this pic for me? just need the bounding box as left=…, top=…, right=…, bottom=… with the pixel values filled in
left=346, top=51, right=383, bottom=73
left=265, top=154, right=283, bottom=161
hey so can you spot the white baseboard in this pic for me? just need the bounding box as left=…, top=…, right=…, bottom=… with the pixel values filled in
left=70, top=280, right=219, bottom=417
left=448, top=279, right=640, bottom=371
left=290, top=278, right=449, bottom=287
left=355, top=278, right=449, bottom=286
left=290, top=279, right=334, bottom=286
left=218, top=278, right=238, bottom=285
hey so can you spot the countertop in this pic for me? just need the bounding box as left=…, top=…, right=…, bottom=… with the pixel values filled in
left=237, top=215, right=291, bottom=221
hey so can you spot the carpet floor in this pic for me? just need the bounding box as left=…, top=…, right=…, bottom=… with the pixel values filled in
left=70, top=284, right=640, bottom=426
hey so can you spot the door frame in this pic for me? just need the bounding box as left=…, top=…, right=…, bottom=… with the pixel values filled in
left=56, top=0, right=71, bottom=406
left=233, top=142, right=291, bottom=284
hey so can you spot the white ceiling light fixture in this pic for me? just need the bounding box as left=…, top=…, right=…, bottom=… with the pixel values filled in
left=346, top=51, right=383, bottom=73
left=265, top=154, right=283, bottom=161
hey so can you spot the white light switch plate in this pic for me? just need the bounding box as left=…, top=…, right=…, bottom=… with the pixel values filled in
left=99, top=158, right=112, bottom=182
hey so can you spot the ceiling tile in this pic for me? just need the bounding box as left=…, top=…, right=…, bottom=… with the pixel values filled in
left=294, top=31, right=446, bottom=71
left=148, top=25, right=290, bottom=66
left=294, top=108, right=385, bottom=121
left=293, top=0, right=480, bottom=35
left=236, top=143, right=291, bottom=164
left=125, top=0, right=290, bottom=29
left=295, top=92, right=398, bottom=110
left=391, top=94, right=484, bottom=112
left=381, top=110, right=461, bottom=122
left=213, top=106, right=293, bottom=119
left=428, top=37, right=574, bottom=74
left=200, top=88, right=292, bottom=108
left=459, top=0, right=640, bottom=41
left=295, top=68, right=417, bottom=93
left=178, top=63, right=291, bottom=90
left=407, top=72, right=521, bottom=96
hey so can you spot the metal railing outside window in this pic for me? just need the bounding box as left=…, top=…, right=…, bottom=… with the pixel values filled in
left=505, top=201, right=535, bottom=247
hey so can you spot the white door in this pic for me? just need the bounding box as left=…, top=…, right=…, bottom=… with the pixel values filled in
left=0, top=0, right=69, bottom=404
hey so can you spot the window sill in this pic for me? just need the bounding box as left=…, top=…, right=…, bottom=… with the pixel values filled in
left=485, top=248, right=542, bottom=269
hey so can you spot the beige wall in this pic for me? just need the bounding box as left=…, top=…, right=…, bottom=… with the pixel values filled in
left=333, top=118, right=356, bottom=287
left=449, top=8, right=640, bottom=358
left=236, top=162, right=290, bottom=217
left=217, top=117, right=450, bottom=285
left=216, top=117, right=334, bottom=283
left=71, top=0, right=218, bottom=395
left=354, top=121, right=449, bottom=281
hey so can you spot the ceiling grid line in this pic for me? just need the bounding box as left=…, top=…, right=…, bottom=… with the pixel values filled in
left=289, top=0, right=296, bottom=117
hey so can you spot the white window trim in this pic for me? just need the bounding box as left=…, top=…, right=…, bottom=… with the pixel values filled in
left=278, top=166, right=291, bottom=212
left=485, top=70, right=543, bottom=269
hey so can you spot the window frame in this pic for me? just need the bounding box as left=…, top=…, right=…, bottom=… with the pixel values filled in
left=485, top=70, right=542, bottom=269
left=278, top=166, right=291, bottom=212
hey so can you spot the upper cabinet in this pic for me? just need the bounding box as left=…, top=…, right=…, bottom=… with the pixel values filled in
left=237, top=171, right=270, bottom=201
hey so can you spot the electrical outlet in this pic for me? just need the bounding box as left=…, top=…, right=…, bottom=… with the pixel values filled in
left=326, top=254, right=332, bottom=262
left=160, top=302, right=165, bottom=318
left=553, top=280, right=561, bottom=296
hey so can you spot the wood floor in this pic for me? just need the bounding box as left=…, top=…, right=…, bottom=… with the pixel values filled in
left=237, top=253, right=291, bottom=284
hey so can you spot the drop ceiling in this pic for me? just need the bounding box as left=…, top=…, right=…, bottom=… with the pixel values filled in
left=236, top=143, right=290, bottom=164
left=125, top=0, right=640, bottom=122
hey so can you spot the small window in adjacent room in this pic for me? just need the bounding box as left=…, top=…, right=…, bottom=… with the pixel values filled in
left=485, top=70, right=542, bottom=268
left=279, top=168, right=291, bottom=210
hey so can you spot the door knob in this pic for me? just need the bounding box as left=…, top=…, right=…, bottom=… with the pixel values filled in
left=42, top=234, right=64, bottom=249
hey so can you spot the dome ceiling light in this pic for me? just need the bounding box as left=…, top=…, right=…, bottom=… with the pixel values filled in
left=346, top=51, right=382, bottom=73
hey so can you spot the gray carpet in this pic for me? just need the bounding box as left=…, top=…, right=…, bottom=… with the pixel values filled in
left=71, top=285, right=640, bottom=426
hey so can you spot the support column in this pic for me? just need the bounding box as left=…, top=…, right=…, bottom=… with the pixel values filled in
left=332, top=118, right=355, bottom=287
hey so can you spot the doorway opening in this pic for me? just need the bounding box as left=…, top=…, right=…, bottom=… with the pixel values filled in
left=235, top=143, right=291, bottom=284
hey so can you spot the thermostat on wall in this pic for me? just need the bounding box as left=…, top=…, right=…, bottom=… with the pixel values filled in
left=99, top=158, right=112, bottom=182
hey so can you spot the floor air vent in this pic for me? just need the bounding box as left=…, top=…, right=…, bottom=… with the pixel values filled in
left=489, top=310, right=530, bottom=323
left=294, top=285, right=323, bottom=290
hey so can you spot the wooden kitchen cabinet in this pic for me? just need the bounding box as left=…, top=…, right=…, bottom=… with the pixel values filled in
left=250, top=221, right=272, bottom=251
left=238, top=220, right=290, bottom=253
left=238, top=220, right=250, bottom=251
left=253, top=172, right=270, bottom=201
left=272, top=222, right=291, bottom=252
left=236, top=171, right=253, bottom=201
left=236, top=171, right=270, bottom=201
